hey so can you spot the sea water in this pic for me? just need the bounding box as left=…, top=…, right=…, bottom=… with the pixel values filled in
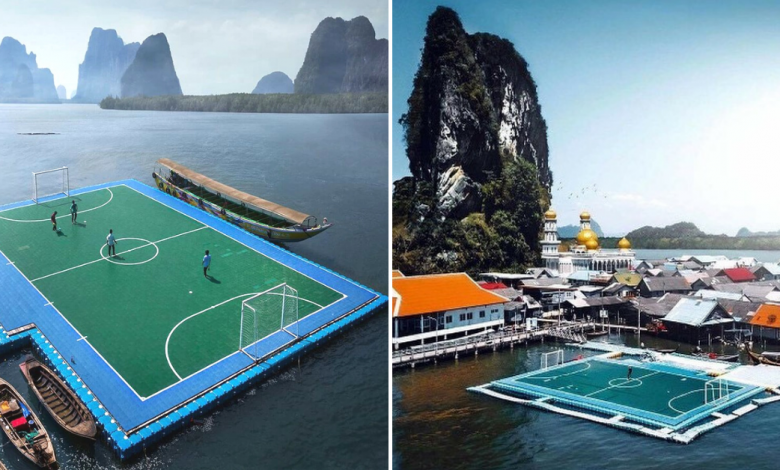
left=0, top=104, right=388, bottom=469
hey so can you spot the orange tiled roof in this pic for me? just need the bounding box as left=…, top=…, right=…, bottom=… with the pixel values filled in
left=392, top=270, right=405, bottom=278
left=749, top=304, right=780, bottom=328
left=392, top=273, right=508, bottom=318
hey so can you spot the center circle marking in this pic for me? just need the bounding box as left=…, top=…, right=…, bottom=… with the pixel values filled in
left=608, top=377, right=643, bottom=388
left=99, top=237, right=159, bottom=265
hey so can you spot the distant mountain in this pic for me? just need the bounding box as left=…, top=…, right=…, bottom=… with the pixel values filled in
left=0, top=37, right=59, bottom=103
left=558, top=219, right=605, bottom=238
left=73, top=28, right=139, bottom=103
left=627, top=222, right=706, bottom=239
left=736, top=227, right=780, bottom=238
left=252, top=71, right=293, bottom=94
left=120, top=33, right=182, bottom=98
left=295, top=16, right=387, bottom=94
left=56, top=85, right=66, bottom=100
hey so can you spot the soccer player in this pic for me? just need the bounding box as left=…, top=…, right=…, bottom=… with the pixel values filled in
left=51, top=211, right=57, bottom=231
left=203, top=250, right=211, bottom=277
left=106, top=229, right=118, bottom=256
left=70, top=200, right=78, bottom=224
left=627, top=366, right=633, bottom=381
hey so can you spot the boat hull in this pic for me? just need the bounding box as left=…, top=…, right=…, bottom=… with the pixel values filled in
left=0, top=378, right=56, bottom=468
left=153, top=173, right=331, bottom=243
left=20, top=358, right=97, bottom=440
left=748, top=349, right=780, bottom=366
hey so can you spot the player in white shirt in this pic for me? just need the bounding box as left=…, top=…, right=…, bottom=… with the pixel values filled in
left=106, top=229, right=118, bottom=256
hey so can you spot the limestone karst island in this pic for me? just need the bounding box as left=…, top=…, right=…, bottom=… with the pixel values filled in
left=392, top=5, right=780, bottom=448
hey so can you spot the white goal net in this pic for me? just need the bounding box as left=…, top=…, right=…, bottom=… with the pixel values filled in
left=541, top=350, right=564, bottom=370
left=239, top=283, right=299, bottom=359
left=704, top=377, right=732, bottom=404
left=33, top=167, right=69, bottom=204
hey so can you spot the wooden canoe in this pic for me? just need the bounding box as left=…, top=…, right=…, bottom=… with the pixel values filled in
left=153, top=159, right=332, bottom=243
left=747, top=349, right=780, bottom=366
left=20, top=358, right=96, bottom=440
left=0, top=378, right=57, bottom=468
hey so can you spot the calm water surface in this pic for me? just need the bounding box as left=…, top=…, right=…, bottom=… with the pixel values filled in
left=634, top=249, right=780, bottom=263
left=393, top=334, right=779, bottom=470
left=0, top=104, right=388, bottom=469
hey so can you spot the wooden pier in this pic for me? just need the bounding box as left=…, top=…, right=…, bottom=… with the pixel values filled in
left=392, top=322, right=598, bottom=368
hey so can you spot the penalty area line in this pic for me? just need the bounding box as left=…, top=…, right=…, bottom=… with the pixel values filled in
left=30, top=226, right=207, bottom=282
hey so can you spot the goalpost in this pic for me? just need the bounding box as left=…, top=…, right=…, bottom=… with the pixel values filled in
left=541, top=350, right=564, bottom=370
left=33, top=167, right=69, bottom=204
left=704, top=377, right=732, bottom=404
left=239, top=283, right=299, bottom=360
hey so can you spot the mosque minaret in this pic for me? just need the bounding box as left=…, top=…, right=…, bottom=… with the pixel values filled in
left=541, top=209, right=635, bottom=275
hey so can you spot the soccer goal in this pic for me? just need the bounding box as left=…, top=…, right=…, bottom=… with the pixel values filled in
left=541, top=350, right=564, bottom=370
left=33, top=167, right=69, bottom=204
left=239, top=283, right=299, bottom=360
left=704, top=377, right=732, bottom=404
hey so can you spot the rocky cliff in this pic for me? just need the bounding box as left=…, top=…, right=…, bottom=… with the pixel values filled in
left=56, top=85, right=67, bottom=100
left=294, top=16, right=387, bottom=94
left=0, top=37, right=59, bottom=103
left=74, top=28, right=139, bottom=103
left=252, top=71, right=293, bottom=94
left=393, top=7, right=552, bottom=275
left=120, top=33, right=182, bottom=98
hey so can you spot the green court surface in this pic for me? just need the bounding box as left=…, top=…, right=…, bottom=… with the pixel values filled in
left=0, top=185, right=342, bottom=398
left=511, top=358, right=741, bottom=419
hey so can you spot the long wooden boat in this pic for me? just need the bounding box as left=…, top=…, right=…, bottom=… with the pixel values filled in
left=0, top=378, right=56, bottom=468
left=20, top=358, right=96, bottom=440
left=153, top=158, right=332, bottom=243
left=693, top=352, right=739, bottom=362
left=586, top=330, right=608, bottom=338
left=747, top=349, right=780, bottom=366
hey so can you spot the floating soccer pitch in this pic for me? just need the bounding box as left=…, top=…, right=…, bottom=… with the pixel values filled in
left=0, top=180, right=385, bottom=458
left=470, top=347, right=780, bottom=443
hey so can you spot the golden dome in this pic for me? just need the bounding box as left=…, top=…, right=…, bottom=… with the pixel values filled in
left=544, top=208, right=557, bottom=219
left=618, top=237, right=631, bottom=249
left=585, top=238, right=599, bottom=250
left=580, top=211, right=591, bottom=221
left=576, top=228, right=598, bottom=245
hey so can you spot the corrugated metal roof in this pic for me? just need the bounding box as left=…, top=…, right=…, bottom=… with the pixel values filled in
left=723, top=268, right=756, bottom=283
left=749, top=304, right=780, bottom=328
left=566, top=271, right=604, bottom=282
left=664, top=298, right=728, bottom=327
left=753, top=263, right=780, bottom=276
left=694, top=290, right=745, bottom=301
left=392, top=273, right=508, bottom=318
left=642, top=277, right=692, bottom=292
left=612, top=272, right=642, bottom=287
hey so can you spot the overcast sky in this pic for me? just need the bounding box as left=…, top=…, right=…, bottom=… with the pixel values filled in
left=1, top=0, right=387, bottom=97
left=394, top=0, right=780, bottom=236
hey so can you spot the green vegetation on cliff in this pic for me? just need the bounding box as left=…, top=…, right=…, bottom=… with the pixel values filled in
left=393, top=158, right=547, bottom=276
left=392, top=7, right=551, bottom=277
left=99, top=92, right=387, bottom=113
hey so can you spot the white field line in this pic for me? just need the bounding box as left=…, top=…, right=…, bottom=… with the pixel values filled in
left=30, top=226, right=207, bottom=282
left=3, top=182, right=361, bottom=402
left=0, top=188, right=114, bottom=222
left=0, top=246, right=150, bottom=399
left=585, top=371, right=661, bottom=397
left=668, top=388, right=706, bottom=415
left=164, top=291, right=327, bottom=380
left=165, top=293, right=259, bottom=380
left=121, top=184, right=351, bottom=301
left=159, top=292, right=343, bottom=398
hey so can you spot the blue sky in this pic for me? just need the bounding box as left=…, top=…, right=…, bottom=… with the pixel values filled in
left=1, top=0, right=387, bottom=96
left=393, top=0, right=780, bottom=236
